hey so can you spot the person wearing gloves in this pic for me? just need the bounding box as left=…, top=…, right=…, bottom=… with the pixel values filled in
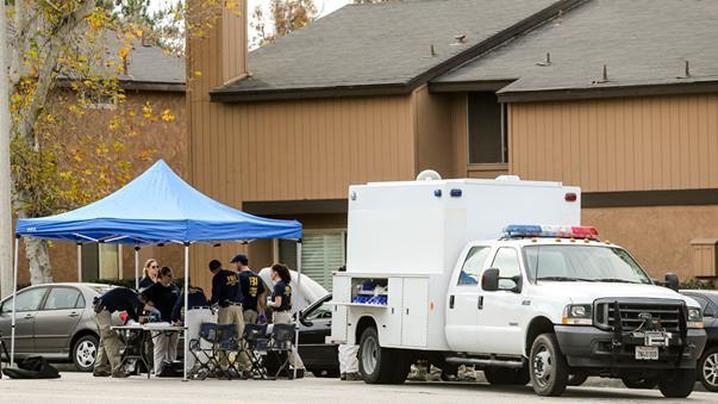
left=267, top=263, right=305, bottom=378
left=171, top=280, right=214, bottom=371
left=93, top=287, right=143, bottom=378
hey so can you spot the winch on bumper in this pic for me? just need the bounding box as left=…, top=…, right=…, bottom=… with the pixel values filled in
left=556, top=298, right=707, bottom=370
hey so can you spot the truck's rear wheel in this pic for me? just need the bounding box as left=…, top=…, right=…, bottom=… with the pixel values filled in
left=658, top=368, right=696, bottom=398
left=484, top=367, right=529, bottom=385
left=529, top=333, right=569, bottom=396
left=358, top=327, right=409, bottom=384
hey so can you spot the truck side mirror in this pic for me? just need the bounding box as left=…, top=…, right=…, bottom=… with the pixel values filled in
left=664, top=273, right=679, bottom=291
left=482, top=269, right=499, bottom=291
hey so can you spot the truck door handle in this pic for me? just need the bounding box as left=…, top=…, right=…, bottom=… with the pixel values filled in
left=477, top=296, right=484, bottom=310
left=24, top=314, right=34, bottom=319
left=68, top=312, right=80, bottom=318
left=449, top=295, right=455, bottom=309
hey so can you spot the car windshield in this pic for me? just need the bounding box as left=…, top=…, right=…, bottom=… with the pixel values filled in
left=524, top=245, right=652, bottom=284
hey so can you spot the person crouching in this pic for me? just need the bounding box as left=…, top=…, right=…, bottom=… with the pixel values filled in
left=93, top=287, right=142, bottom=378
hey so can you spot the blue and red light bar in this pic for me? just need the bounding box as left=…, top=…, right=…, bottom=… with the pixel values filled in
left=503, top=224, right=599, bottom=239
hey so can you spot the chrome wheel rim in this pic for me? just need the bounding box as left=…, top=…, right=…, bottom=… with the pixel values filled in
left=703, top=353, right=718, bottom=388
left=361, top=337, right=378, bottom=375
left=76, top=340, right=97, bottom=368
left=532, top=346, right=553, bottom=388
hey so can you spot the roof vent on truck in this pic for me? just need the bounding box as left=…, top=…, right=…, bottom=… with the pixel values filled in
left=503, top=224, right=599, bottom=239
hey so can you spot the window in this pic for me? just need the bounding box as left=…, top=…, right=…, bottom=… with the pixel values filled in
left=43, top=288, right=82, bottom=310
left=11, top=288, right=48, bottom=312
left=467, top=92, right=507, bottom=164
left=490, top=248, right=521, bottom=289
left=277, top=230, right=346, bottom=292
left=81, top=244, right=123, bottom=281
left=457, top=247, right=491, bottom=286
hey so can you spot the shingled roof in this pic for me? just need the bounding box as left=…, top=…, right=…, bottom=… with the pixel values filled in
left=434, top=0, right=718, bottom=101
left=120, top=43, right=185, bottom=92
left=211, top=0, right=583, bottom=102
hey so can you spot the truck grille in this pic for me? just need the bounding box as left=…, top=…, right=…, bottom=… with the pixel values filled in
left=594, top=299, right=685, bottom=332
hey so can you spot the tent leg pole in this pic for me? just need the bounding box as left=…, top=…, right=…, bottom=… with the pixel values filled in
left=76, top=243, right=82, bottom=282
left=294, top=239, right=302, bottom=379
left=134, top=247, right=140, bottom=290
left=183, top=243, right=189, bottom=382
left=10, top=236, right=19, bottom=367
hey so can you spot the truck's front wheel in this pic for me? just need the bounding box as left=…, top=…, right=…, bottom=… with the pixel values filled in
left=358, top=327, right=409, bottom=384
left=529, top=333, right=569, bottom=396
left=658, top=368, right=696, bottom=398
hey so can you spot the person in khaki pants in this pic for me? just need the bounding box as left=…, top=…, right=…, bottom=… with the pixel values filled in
left=93, top=287, right=142, bottom=378
left=209, top=259, right=252, bottom=376
left=232, top=254, right=266, bottom=325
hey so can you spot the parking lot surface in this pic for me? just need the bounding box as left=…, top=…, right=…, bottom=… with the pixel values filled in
left=0, top=373, right=715, bottom=404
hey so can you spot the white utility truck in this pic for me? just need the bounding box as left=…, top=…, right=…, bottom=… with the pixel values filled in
left=330, top=174, right=707, bottom=397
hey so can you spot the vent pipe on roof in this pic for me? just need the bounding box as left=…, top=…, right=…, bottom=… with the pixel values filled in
left=536, top=52, right=551, bottom=67
left=430, top=44, right=436, bottom=57
left=677, top=60, right=691, bottom=79
left=593, top=64, right=609, bottom=84
left=451, top=34, right=467, bottom=46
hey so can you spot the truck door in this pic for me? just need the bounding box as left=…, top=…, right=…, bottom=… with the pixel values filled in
left=445, top=246, right=491, bottom=353
left=476, top=247, right=526, bottom=355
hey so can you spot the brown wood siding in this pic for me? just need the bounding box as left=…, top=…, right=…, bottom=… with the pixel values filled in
left=414, top=85, right=457, bottom=178
left=584, top=205, right=718, bottom=280
left=187, top=94, right=416, bottom=289
left=221, top=2, right=247, bottom=84
left=509, top=94, right=718, bottom=192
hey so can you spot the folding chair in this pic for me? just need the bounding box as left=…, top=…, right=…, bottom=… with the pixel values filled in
left=266, top=324, right=296, bottom=379
left=214, top=324, right=242, bottom=379
left=243, top=324, right=270, bottom=379
left=188, top=322, right=218, bottom=380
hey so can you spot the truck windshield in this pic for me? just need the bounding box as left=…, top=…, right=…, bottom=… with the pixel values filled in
left=523, top=245, right=652, bottom=284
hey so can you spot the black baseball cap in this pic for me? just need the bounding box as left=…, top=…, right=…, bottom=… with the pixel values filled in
left=208, top=259, right=222, bottom=271
left=230, top=254, right=249, bottom=265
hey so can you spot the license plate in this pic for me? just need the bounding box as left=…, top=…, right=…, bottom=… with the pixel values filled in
left=644, top=331, right=670, bottom=347
left=635, top=346, right=659, bottom=360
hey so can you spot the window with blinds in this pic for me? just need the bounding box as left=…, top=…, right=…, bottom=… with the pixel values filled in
left=277, top=230, right=346, bottom=292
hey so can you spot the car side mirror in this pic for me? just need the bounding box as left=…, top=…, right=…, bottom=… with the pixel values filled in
left=482, top=269, right=499, bottom=291
left=499, top=276, right=522, bottom=294
left=664, top=273, right=679, bottom=291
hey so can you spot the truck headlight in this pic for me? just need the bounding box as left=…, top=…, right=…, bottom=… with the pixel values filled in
left=561, top=304, right=593, bottom=326
left=687, top=307, right=703, bottom=329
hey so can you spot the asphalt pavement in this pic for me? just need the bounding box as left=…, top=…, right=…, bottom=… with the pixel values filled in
left=0, top=372, right=715, bottom=404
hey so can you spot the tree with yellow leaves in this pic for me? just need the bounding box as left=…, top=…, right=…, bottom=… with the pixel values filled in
left=0, top=1, right=215, bottom=291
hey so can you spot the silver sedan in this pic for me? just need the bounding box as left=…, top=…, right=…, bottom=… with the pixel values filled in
left=0, top=283, right=117, bottom=371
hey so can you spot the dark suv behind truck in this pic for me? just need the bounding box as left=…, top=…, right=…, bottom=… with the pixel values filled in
left=681, top=290, right=718, bottom=392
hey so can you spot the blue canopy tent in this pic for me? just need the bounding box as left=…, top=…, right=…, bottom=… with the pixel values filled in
left=11, top=160, right=303, bottom=380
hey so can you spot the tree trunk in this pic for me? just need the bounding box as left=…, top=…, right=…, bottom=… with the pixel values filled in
left=24, top=237, right=53, bottom=284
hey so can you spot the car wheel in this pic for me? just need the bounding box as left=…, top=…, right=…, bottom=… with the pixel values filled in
left=529, top=333, right=569, bottom=396
left=358, top=327, right=409, bottom=384
left=699, top=346, right=718, bottom=392
left=73, top=334, right=99, bottom=372
left=658, top=368, right=696, bottom=398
